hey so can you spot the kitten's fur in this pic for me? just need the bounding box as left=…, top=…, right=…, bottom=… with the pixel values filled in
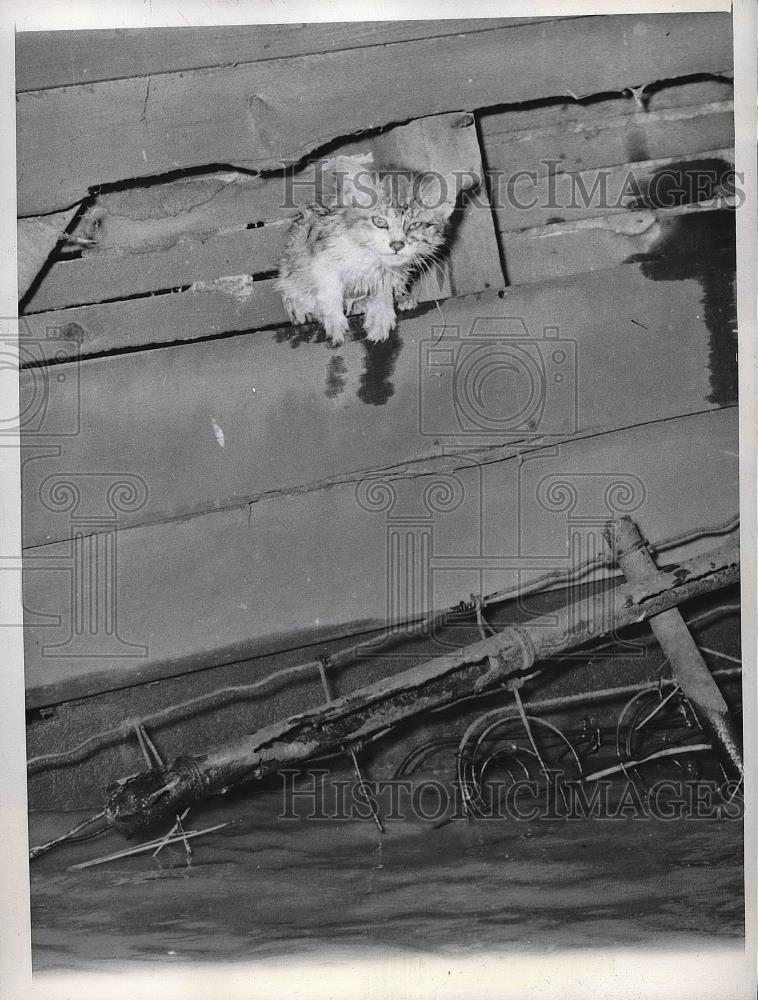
left=277, top=155, right=456, bottom=346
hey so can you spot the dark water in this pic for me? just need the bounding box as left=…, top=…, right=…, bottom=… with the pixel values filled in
left=623, top=156, right=738, bottom=407
left=275, top=319, right=403, bottom=406
left=30, top=787, right=743, bottom=971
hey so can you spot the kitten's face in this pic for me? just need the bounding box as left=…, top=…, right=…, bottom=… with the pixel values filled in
left=333, top=170, right=454, bottom=268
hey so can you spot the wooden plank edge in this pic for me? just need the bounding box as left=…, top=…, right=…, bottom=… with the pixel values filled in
left=16, top=13, right=734, bottom=215
left=16, top=18, right=559, bottom=92
left=24, top=616, right=389, bottom=710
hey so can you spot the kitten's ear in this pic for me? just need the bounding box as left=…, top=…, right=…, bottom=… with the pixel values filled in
left=319, top=153, right=375, bottom=208
left=418, top=168, right=482, bottom=222
left=416, top=172, right=457, bottom=222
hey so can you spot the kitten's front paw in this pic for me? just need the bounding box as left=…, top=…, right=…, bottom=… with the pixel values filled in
left=396, top=295, right=418, bottom=312
left=324, top=314, right=349, bottom=347
left=364, top=313, right=395, bottom=343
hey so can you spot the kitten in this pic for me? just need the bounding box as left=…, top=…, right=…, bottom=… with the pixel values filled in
left=276, top=155, right=457, bottom=346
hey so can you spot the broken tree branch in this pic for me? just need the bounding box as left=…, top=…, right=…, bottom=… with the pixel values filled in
left=105, top=538, right=739, bottom=837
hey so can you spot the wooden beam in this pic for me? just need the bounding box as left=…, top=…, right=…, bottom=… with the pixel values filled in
left=17, top=13, right=733, bottom=215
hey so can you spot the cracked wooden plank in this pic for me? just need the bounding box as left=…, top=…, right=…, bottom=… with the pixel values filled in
left=16, top=13, right=733, bottom=215
left=22, top=113, right=502, bottom=314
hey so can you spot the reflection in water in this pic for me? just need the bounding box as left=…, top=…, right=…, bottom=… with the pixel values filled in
left=274, top=320, right=402, bottom=405
left=357, top=334, right=403, bottom=406
left=325, top=355, right=348, bottom=400
left=623, top=159, right=737, bottom=407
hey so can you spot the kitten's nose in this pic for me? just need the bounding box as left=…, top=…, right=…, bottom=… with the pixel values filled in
left=389, top=239, right=406, bottom=253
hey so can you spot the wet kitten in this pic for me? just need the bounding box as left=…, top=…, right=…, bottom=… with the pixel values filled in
left=276, top=155, right=456, bottom=346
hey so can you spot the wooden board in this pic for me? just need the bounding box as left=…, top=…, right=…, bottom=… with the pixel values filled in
left=20, top=261, right=737, bottom=549
left=478, top=79, right=734, bottom=177
left=21, top=277, right=287, bottom=359
left=15, top=19, right=547, bottom=91
left=22, top=407, right=739, bottom=706
left=477, top=78, right=735, bottom=285
left=483, top=104, right=733, bottom=183
left=23, top=222, right=290, bottom=312
left=16, top=13, right=733, bottom=215
left=493, top=147, right=735, bottom=234
left=22, top=113, right=503, bottom=315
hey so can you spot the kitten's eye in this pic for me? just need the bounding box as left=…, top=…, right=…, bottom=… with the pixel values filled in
left=372, top=216, right=389, bottom=229
left=407, top=221, right=424, bottom=231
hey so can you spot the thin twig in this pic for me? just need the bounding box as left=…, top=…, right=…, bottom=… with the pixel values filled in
left=583, top=743, right=712, bottom=783
left=150, top=807, right=191, bottom=859
left=67, top=822, right=230, bottom=871
left=29, top=811, right=107, bottom=861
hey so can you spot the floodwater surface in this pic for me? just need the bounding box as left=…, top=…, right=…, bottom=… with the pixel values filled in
left=29, top=786, right=743, bottom=972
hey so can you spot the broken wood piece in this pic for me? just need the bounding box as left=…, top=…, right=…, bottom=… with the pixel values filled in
left=605, top=516, right=743, bottom=779
left=318, top=656, right=385, bottom=834
left=17, top=206, right=80, bottom=299
left=103, top=539, right=739, bottom=838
